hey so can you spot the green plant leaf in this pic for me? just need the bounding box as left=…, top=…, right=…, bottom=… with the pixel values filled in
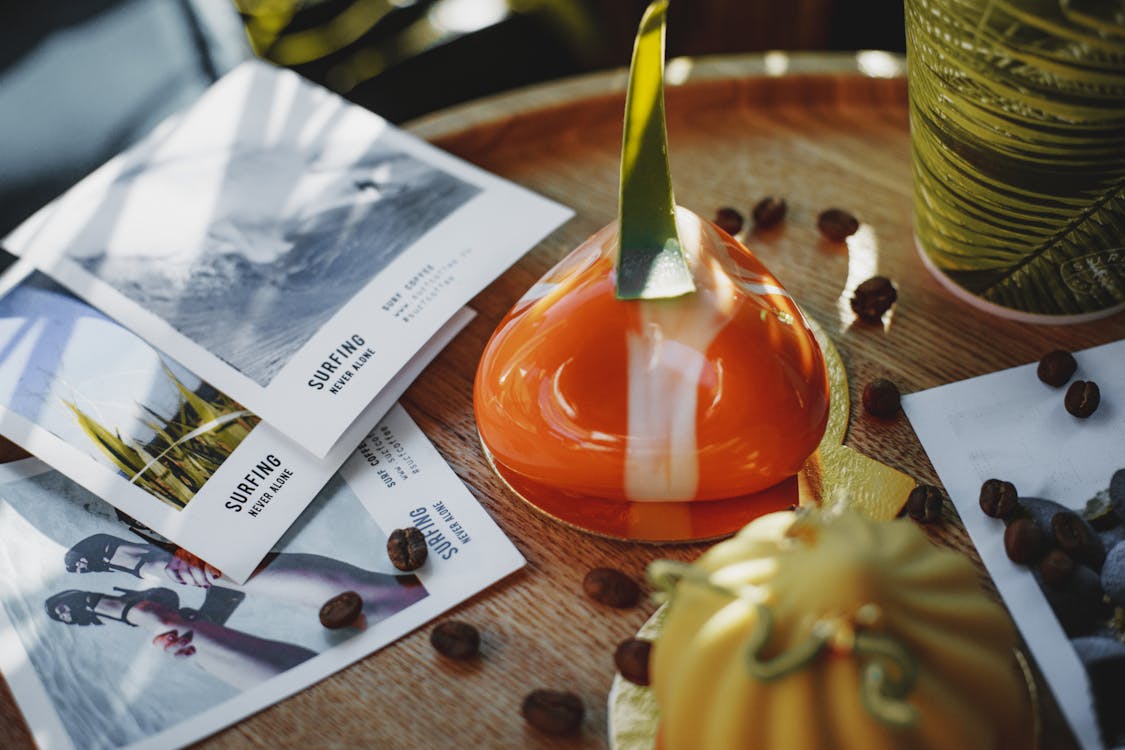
left=616, top=0, right=695, bottom=300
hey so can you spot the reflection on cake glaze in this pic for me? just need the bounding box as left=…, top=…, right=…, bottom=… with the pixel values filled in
left=474, top=206, right=829, bottom=503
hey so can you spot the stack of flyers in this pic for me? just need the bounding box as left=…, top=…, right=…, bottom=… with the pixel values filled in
left=0, top=59, right=572, bottom=581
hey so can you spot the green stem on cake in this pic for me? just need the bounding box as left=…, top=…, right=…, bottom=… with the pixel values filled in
left=615, top=0, right=696, bottom=301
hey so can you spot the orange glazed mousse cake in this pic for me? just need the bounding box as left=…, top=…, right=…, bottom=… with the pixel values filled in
left=473, top=207, right=830, bottom=505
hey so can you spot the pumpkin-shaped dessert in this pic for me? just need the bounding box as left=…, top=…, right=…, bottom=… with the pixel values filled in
left=649, top=510, right=1031, bottom=749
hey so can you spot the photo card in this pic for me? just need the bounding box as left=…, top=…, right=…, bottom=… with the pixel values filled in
left=0, top=261, right=473, bottom=582
left=903, top=339, right=1125, bottom=750
left=0, top=404, right=524, bottom=750
left=4, top=59, right=572, bottom=457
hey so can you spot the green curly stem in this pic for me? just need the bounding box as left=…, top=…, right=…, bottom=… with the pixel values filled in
left=649, top=559, right=920, bottom=729
left=647, top=559, right=733, bottom=598
left=743, top=604, right=832, bottom=680
left=855, top=630, right=919, bottom=728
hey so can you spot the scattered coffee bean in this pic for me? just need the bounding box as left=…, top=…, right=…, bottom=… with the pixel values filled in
left=1066, top=380, right=1100, bottom=418
left=614, top=638, right=653, bottom=686
left=1052, top=511, right=1106, bottom=570
left=850, top=276, right=897, bottom=321
left=979, top=478, right=1019, bottom=520
left=430, top=620, right=480, bottom=660
left=713, top=207, right=744, bottom=236
left=817, top=208, right=859, bottom=241
left=521, top=689, right=584, bottom=735
left=387, top=527, right=428, bottom=571
left=1004, top=518, right=1046, bottom=565
left=1039, top=549, right=1076, bottom=588
left=583, top=567, right=641, bottom=608
left=906, top=484, right=944, bottom=524
left=751, top=196, right=787, bottom=229
left=319, top=591, right=363, bottom=629
left=1037, top=350, right=1077, bottom=387
left=862, top=378, right=901, bottom=418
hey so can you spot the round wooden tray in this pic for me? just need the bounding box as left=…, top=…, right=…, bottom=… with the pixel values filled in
left=6, top=52, right=1116, bottom=750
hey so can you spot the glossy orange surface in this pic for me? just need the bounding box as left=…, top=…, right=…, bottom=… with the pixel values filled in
left=474, top=207, right=830, bottom=503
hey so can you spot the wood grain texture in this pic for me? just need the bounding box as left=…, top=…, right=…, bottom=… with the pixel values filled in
left=2, top=53, right=1120, bottom=750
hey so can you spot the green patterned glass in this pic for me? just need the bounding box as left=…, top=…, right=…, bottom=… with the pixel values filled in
left=906, top=0, right=1125, bottom=321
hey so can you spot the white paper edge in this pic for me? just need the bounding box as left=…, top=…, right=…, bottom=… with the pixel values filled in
left=901, top=340, right=1125, bottom=750
left=4, top=60, right=573, bottom=459
left=0, top=275, right=474, bottom=582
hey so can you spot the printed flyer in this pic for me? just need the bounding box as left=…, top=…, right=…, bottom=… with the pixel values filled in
left=4, top=59, right=572, bottom=458
left=0, top=263, right=473, bottom=582
left=0, top=405, right=524, bottom=750
left=903, top=339, right=1125, bottom=750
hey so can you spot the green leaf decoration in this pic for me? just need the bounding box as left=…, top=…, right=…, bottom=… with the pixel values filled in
left=616, top=0, right=695, bottom=300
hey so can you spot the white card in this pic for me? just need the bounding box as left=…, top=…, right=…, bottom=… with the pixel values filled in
left=0, top=405, right=524, bottom=750
left=0, top=262, right=473, bottom=582
left=4, top=59, right=572, bottom=458
left=903, top=339, right=1125, bottom=750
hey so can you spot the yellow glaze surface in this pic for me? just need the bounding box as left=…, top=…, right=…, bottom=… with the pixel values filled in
left=651, top=511, right=1032, bottom=750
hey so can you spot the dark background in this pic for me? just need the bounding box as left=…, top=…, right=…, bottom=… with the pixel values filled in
left=0, top=0, right=905, bottom=237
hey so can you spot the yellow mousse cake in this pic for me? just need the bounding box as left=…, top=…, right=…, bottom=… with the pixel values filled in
left=648, top=510, right=1031, bottom=749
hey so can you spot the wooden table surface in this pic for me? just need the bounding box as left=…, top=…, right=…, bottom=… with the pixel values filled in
left=2, top=52, right=1123, bottom=749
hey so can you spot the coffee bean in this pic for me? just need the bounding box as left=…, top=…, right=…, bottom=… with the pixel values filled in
left=521, top=689, right=584, bottom=735
left=817, top=208, right=859, bottom=241
left=862, top=378, right=901, bottom=419
left=850, top=276, right=897, bottom=321
left=614, top=638, right=652, bottom=686
left=583, top=567, right=641, bottom=608
left=713, top=207, right=744, bottom=236
left=979, top=478, right=1018, bottom=519
left=1052, top=511, right=1105, bottom=570
left=1039, top=549, right=1075, bottom=588
left=906, top=484, right=943, bottom=524
left=387, top=527, right=428, bottom=571
left=319, top=591, right=363, bottom=629
left=1037, top=350, right=1077, bottom=387
left=430, top=620, right=480, bottom=660
left=751, top=196, right=787, bottom=229
left=1004, top=518, right=1046, bottom=565
left=1065, top=380, right=1100, bottom=418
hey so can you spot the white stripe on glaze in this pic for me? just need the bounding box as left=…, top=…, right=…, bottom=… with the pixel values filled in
left=622, top=210, right=801, bottom=501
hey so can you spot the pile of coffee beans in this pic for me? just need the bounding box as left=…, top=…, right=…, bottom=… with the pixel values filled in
left=984, top=469, right=1125, bottom=746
